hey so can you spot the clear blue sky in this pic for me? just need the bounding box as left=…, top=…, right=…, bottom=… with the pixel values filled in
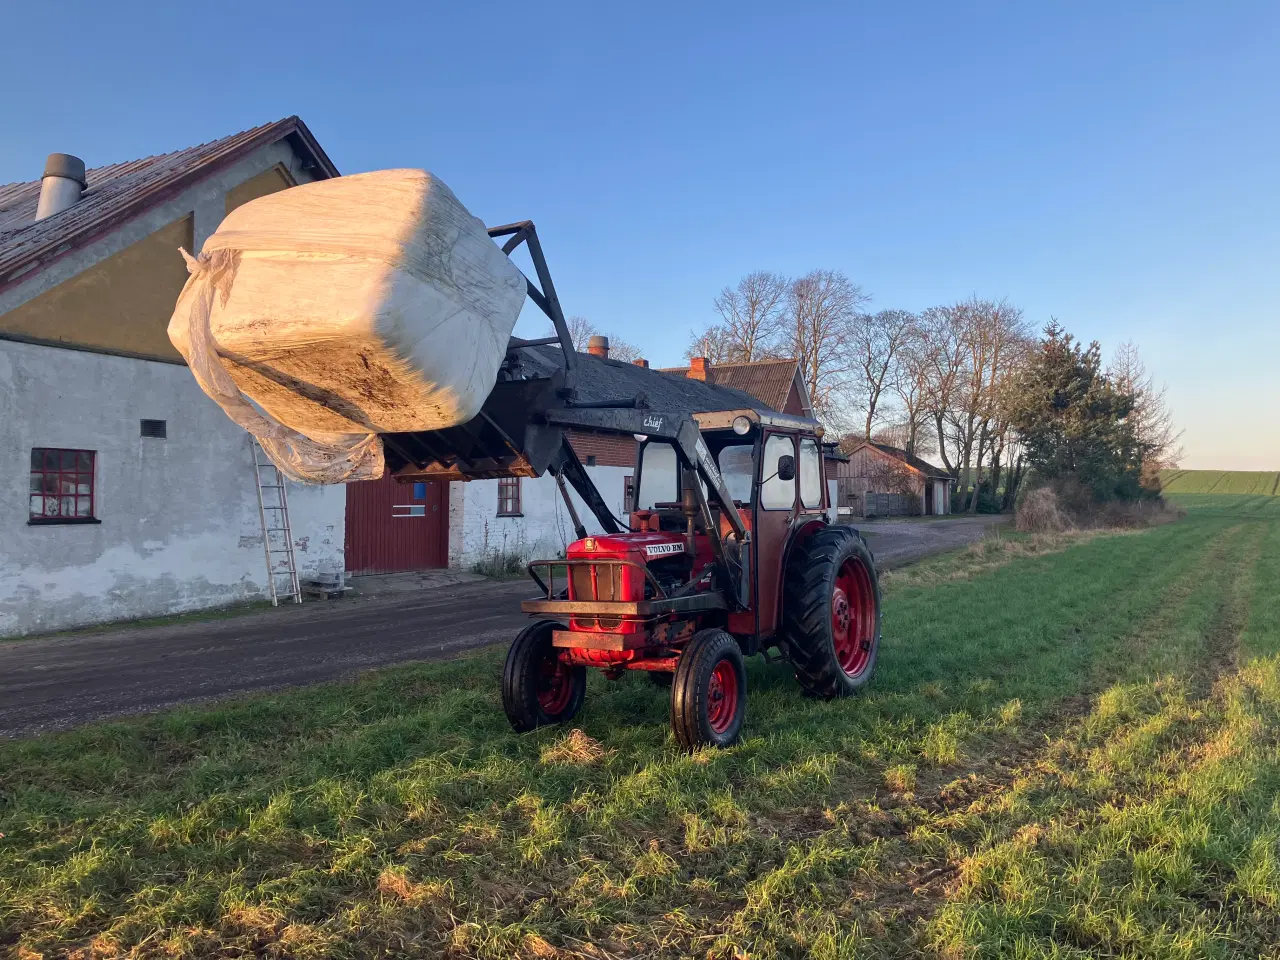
left=4, top=3, right=1277, bottom=469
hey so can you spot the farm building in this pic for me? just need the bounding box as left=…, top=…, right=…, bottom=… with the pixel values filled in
left=0, top=117, right=357, bottom=637
left=831, top=441, right=956, bottom=517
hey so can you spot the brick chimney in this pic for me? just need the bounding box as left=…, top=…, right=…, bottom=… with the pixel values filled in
left=587, top=335, right=610, bottom=358
left=687, top=357, right=710, bottom=382
left=632, top=358, right=649, bottom=368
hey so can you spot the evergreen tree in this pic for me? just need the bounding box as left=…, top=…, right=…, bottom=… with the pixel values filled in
left=1005, top=322, right=1150, bottom=502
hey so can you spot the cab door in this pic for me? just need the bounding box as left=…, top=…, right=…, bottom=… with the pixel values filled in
left=753, top=431, right=799, bottom=638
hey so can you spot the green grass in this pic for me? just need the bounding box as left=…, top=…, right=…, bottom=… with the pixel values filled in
left=1161, top=468, right=1280, bottom=496
left=3, top=498, right=1280, bottom=958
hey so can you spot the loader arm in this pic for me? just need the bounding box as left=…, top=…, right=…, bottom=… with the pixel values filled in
left=541, top=407, right=747, bottom=544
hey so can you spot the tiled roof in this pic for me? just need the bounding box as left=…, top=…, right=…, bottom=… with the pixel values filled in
left=858, top=441, right=954, bottom=479
left=0, top=116, right=337, bottom=293
left=657, top=358, right=802, bottom=412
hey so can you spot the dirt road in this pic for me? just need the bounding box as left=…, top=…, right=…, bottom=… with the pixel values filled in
left=0, top=515, right=1006, bottom=738
left=856, top=513, right=1009, bottom=568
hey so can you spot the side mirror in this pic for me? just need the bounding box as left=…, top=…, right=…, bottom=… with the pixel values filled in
left=776, top=455, right=796, bottom=482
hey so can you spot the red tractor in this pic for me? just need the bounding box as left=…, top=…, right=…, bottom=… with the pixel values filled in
left=383, top=223, right=882, bottom=748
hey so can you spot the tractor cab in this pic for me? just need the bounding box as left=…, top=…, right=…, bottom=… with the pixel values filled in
left=625, top=409, right=832, bottom=635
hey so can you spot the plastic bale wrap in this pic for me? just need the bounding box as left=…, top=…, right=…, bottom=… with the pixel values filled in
left=167, top=169, right=527, bottom=483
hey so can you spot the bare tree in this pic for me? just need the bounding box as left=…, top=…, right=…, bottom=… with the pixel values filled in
left=917, top=299, right=1029, bottom=512
left=953, top=298, right=1028, bottom=512
left=684, top=323, right=736, bottom=363
left=851, top=309, right=915, bottom=441
left=711, top=271, right=788, bottom=362
left=549, top=316, right=643, bottom=362
left=891, top=319, right=935, bottom=458
left=549, top=315, right=599, bottom=352
left=607, top=336, right=644, bottom=363
left=1109, top=341, right=1183, bottom=480
left=784, top=269, right=869, bottom=425
left=919, top=305, right=967, bottom=475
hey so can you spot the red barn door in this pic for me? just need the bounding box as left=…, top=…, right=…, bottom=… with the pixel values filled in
left=345, top=474, right=449, bottom=574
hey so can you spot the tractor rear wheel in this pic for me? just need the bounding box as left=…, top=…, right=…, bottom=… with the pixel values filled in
left=502, top=620, right=586, bottom=732
left=671, top=629, right=746, bottom=750
left=783, top=526, right=881, bottom=699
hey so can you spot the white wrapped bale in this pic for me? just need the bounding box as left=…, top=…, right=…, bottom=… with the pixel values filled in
left=168, top=169, right=527, bottom=483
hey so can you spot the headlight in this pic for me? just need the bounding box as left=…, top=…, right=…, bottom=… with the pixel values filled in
left=732, top=416, right=752, bottom=435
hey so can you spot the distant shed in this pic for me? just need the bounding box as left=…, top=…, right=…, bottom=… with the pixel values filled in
left=830, top=442, right=955, bottom=517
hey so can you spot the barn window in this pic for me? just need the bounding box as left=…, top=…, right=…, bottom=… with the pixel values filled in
left=585, top=454, right=597, bottom=467
left=30, top=448, right=98, bottom=524
left=497, top=477, right=522, bottom=516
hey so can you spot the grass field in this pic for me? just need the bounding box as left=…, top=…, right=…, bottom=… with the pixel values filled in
left=1161, top=468, right=1280, bottom=496
left=3, top=495, right=1280, bottom=958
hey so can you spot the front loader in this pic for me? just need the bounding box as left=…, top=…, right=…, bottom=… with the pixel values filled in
left=380, top=222, right=883, bottom=749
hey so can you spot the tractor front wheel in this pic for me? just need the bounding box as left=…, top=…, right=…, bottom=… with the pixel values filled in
left=671, top=629, right=746, bottom=750
left=783, top=526, right=882, bottom=699
left=502, top=620, right=586, bottom=732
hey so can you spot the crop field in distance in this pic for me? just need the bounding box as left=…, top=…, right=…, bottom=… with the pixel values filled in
left=1161, top=468, right=1280, bottom=496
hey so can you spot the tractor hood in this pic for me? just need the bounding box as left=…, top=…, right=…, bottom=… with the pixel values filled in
left=568, top=531, right=686, bottom=561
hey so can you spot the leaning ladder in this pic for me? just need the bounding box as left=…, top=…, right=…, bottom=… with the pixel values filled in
left=251, top=440, right=302, bottom=605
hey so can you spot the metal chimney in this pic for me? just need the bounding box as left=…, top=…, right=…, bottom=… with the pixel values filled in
left=35, top=153, right=87, bottom=220
left=587, top=335, right=610, bottom=358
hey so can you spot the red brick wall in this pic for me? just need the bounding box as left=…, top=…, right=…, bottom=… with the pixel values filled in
left=567, top=430, right=638, bottom=468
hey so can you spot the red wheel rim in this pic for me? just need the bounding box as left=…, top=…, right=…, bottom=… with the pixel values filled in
left=536, top=653, right=574, bottom=715
left=832, top=557, right=875, bottom=678
left=706, top=659, right=740, bottom=735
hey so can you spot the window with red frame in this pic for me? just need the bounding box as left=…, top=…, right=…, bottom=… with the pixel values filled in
left=497, top=477, right=521, bottom=516
left=30, top=448, right=96, bottom=522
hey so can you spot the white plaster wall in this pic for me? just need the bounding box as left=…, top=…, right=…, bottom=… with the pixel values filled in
left=456, top=467, right=632, bottom=568
left=0, top=340, right=344, bottom=637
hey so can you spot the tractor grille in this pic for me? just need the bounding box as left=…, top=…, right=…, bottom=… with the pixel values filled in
left=570, top=563, right=624, bottom=630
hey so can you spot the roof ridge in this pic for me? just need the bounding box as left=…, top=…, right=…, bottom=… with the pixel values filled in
left=1, top=116, right=324, bottom=290
left=1, top=115, right=294, bottom=192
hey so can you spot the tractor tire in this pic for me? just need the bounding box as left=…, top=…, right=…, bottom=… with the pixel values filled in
left=671, top=629, right=746, bottom=750
left=502, top=620, right=586, bottom=733
left=783, top=526, right=881, bottom=699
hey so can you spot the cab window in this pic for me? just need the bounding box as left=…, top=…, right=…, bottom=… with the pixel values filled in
left=760, top=434, right=796, bottom=510
left=636, top=442, right=677, bottom=508
left=717, top=443, right=754, bottom=505
left=799, top=438, right=822, bottom=508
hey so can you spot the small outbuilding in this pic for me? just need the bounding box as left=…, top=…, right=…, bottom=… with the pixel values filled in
left=830, top=441, right=955, bottom=517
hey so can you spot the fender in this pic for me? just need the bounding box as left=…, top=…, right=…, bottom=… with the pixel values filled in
left=773, top=516, right=830, bottom=644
